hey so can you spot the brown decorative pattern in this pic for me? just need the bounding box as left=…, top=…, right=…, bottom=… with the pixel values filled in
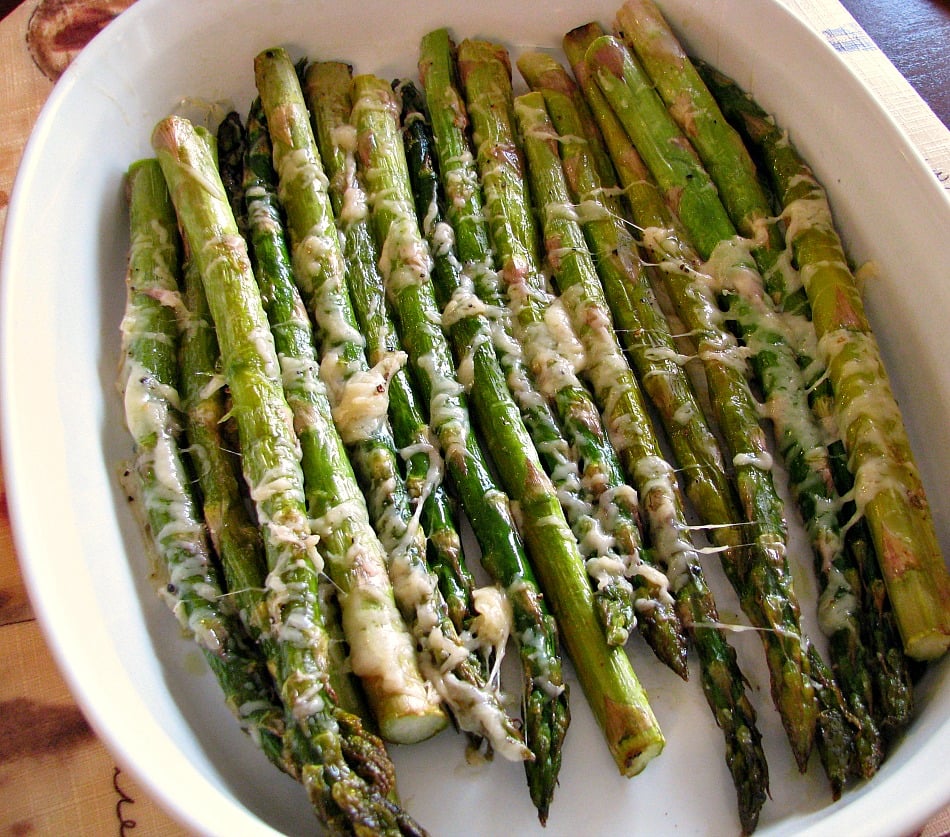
left=26, top=0, right=136, bottom=80
left=113, top=767, right=138, bottom=834
left=0, top=697, right=94, bottom=761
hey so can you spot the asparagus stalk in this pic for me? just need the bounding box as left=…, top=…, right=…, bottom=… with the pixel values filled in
left=697, top=62, right=915, bottom=728
left=614, top=0, right=786, bottom=288
left=299, top=64, right=530, bottom=762
left=568, top=24, right=831, bottom=774
left=217, top=110, right=249, bottom=234
left=513, top=82, right=770, bottom=833
left=454, top=37, right=689, bottom=676
left=693, top=61, right=950, bottom=664
left=705, top=238, right=884, bottom=778
left=177, top=259, right=266, bottom=640
left=299, top=63, right=475, bottom=638
left=399, top=78, right=640, bottom=652
left=564, top=24, right=907, bottom=782
left=581, top=23, right=889, bottom=780
left=301, top=63, right=476, bottom=639
left=417, top=33, right=666, bottom=796
left=345, top=72, right=575, bottom=819
left=119, top=157, right=290, bottom=772
left=251, top=49, right=449, bottom=746
left=416, top=33, right=684, bottom=665
left=151, top=117, right=428, bottom=835
left=215, top=111, right=379, bottom=723
left=239, top=99, right=436, bottom=738
left=412, top=42, right=652, bottom=653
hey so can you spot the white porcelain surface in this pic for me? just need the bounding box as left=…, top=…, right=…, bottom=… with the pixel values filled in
left=2, top=0, right=948, bottom=834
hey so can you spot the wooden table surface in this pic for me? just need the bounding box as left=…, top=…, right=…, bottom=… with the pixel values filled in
left=0, top=1, right=947, bottom=835
left=839, top=0, right=950, bottom=128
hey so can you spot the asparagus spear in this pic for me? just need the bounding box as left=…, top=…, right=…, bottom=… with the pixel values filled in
left=177, top=259, right=265, bottom=637
left=299, top=63, right=474, bottom=638
left=614, top=0, right=786, bottom=287
left=299, top=64, right=530, bottom=762
left=693, top=60, right=950, bottom=665
left=414, top=36, right=675, bottom=781
left=567, top=24, right=829, bottom=773
left=215, top=111, right=379, bottom=722
left=513, top=83, right=770, bottom=833
left=239, top=97, right=444, bottom=739
left=581, top=21, right=890, bottom=779
left=416, top=30, right=668, bottom=798
left=453, top=37, right=689, bottom=676
left=217, top=110, right=249, bottom=234
left=564, top=29, right=877, bottom=776
left=300, top=63, right=476, bottom=639
left=345, top=71, right=573, bottom=819
left=151, top=117, right=429, bottom=835
left=517, top=49, right=742, bottom=601
left=705, top=239, right=884, bottom=778
left=401, top=78, right=644, bottom=653
left=119, top=157, right=290, bottom=772
left=251, top=49, right=449, bottom=746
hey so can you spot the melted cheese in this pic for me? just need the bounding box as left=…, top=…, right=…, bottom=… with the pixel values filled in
left=414, top=349, right=470, bottom=466
left=331, top=352, right=406, bottom=445
left=442, top=279, right=488, bottom=330
left=276, top=146, right=330, bottom=197
left=471, top=585, right=513, bottom=652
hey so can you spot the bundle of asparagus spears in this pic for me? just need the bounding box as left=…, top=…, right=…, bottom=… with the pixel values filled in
left=117, top=0, right=950, bottom=832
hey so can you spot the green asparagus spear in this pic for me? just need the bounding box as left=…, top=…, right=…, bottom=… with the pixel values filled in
left=513, top=84, right=770, bottom=833
left=614, top=0, right=786, bottom=286
left=119, top=157, right=290, bottom=773
left=300, top=63, right=477, bottom=638
left=151, top=116, right=428, bottom=835
left=569, top=25, right=830, bottom=775
left=705, top=235, right=884, bottom=779
left=299, top=63, right=474, bottom=637
left=252, top=49, right=449, bottom=746
left=214, top=111, right=378, bottom=723
left=177, top=261, right=266, bottom=639
left=299, top=63, right=530, bottom=761
left=347, top=71, right=577, bottom=819
left=409, top=58, right=648, bottom=654
left=695, top=61, right=914, bottom=726
left=582, top=27, right=896, bottom=789
left=454, top=37, right=689, bottom=676
left=239, top=97, right=447, bottom=745
left=692, top=60, right=950, bottom=664
left=399, top=77, right=640, bottom=651
left=217, top=110, right=249, bottom=234
left=417, top=31, right=667, bottom=798
left=416, top=33, right=685, bottom=678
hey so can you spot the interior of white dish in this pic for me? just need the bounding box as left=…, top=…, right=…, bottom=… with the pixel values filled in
left=2, top=0, right=948, bottom=834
